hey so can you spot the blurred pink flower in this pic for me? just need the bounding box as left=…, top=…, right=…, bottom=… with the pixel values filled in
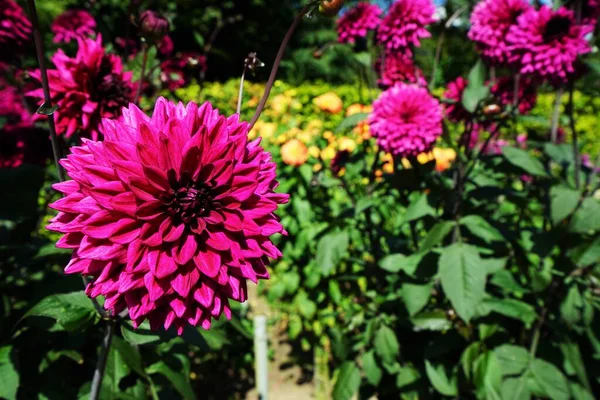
left=468, top=0, right=531, bottom=65
left=506, top=6, right=592, bottom=85
left=336, top=2, right=382, bottom=44
left=484, top=139, right=509, bottom=155
left=375, top=51, right=426, bottom=88
left=377, top=0, right=435, bottom=52
left=516, top=133, right=528, bottom=148
left=490, top=76, right=537, bottom=114
left=0, top=0, right=32, bottom=61
left=369, top=83, right=442, bottom=157
left=28, top=36, right=135, bottom=140
left=443, top=76, right=470, bottom=122
left=51, top=9, right=96, bottom=43
left=139, top=10, right=169, bottom=42
left=160, top=52, right=207, bottom=91
left=158, top=35, right=174, bottom=57
left=47, top=98, right=289, bottom=334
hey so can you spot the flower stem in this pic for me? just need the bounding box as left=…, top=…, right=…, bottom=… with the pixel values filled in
left=237, top=65, right=248, bottom=115
left=248, top=4, right=311, bottom=129
left=135, top=44, right=149, bottom=104
left=429, top=6, right=467, bottom=91
left=26, top=0, right=65, bottom=183
left=90, top=319, right=116, bottom=400
left=550, top=87, right=564, bottom=143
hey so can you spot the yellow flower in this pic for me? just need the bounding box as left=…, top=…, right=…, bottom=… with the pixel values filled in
left=260, top=122, right=277, bottom=139
left=338, top=137, right=357, bottom=152
left=346, top=104, right=372, bottom=116
left=313, top=92, right=343, bottom=114
left=281, top=139, right=309, bottom=166
left=321, top=145, right=336, bottom=161
left=313, top=163, right=323, bottom=172
left=417, top=152, right=435, bottom=165
left=432, top=147, right=457, bottom=172
left=309, top=146, right=320, bottom=158
left=353, top=121, right=371, bottom=140
left=381, top=153, right=394, bottom=174
left=323, top=131, right=334, bottom=142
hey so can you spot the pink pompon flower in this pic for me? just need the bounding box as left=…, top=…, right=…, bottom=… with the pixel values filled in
left=51, top=9, right=97, bottom=44
left=368, top=83, right=442, bottom=157
left=506, top=6, right=593, bottom=85
left=27, top=35, right=135, bottom=140
left=46, top=98, right=289, bottom=334
left=377, top=0, right=436, bottom=52
left=443, top=77, right=470, bottom=122
left=490, top=76, right=537, bottom=114
left=468, top=0, right=531, bottom=65
left=0, top=0, right=32, bottom=60
left=375, top=51, right=426, bottom=88
left=337, top=2, right=382, bottom=44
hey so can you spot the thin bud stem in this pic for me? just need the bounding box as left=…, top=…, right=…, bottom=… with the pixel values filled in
left=550, top=88, right=564, bottom=143
left=237, top=66, right=248, bottom=115
left=90, top=320, right=116, bottom=400
left=249, top=4, right=311, bottom=129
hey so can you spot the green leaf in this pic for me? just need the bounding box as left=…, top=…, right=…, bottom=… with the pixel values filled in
left=288, top=315, right=302, bottom=340
left=570, top=382, right=595, bottom=400
left=328, top=280, right=342, bottom=304
left=569, top=198, right=600, bottom=233
left=560, top=285, right=583, bottom=326
left=121, top=321, right=161, bottom=345
left=473, top=352, right=503, bottom=400
left=477, top=298, right=537, bottom=328
left=335, top=112, right=369, bottom=133
left=199, top=329, right=231, bottom=350
left=112, top=337, right=146, bottom=378
left=425, top=360, right=457, bottom=396
left=502, top=147, right=547, bottom=176
left=295, top=291, right=317, bottom=319
left=490, top=270, right=529, bottom=294
left=568, top=236, right=600, bottom=267
left=481, top=257, right=508, bottom=275
left=439, top=243, right=487, bottom=322
left=355, top=197, right=374, bottom=217
left=410, top=310, right=451, bottom=331
left=147, top=361, right=196, bottom=400
left=530, top=359, right=570, bottom=400
left=361, top=350, right=382, bottom=386
left=402, top=282, right=433, bottom=316
left=0, top=346, right=18, bottom=400
left=462, top=60, right=489, bottom=113
left=550, top=186, right=580, bottom=224
left=460, top=215, right=504, bottom=243
left=494, top=345, right=530, bottom=376
left=560, top=341, right=591, bottom=392
left=378, top=253, right=422, bottom=275
left=461, top=342, right=481, bottom=381
left=420, top=221, right=455, bottom=252
left=396, top=366, right=421, bottom=389
left=22, top=292, right=98, bottom=331
left=374, top=325, right=400, bottom=365
left=403, top=193, right=435, bottom=224
left=501, top=376, right=531, bottom=400
left=332, top=361, right=361, bottom=400
left=316, top=230, right=349, bottom=276
left=544, top=143, right=574, bottom=165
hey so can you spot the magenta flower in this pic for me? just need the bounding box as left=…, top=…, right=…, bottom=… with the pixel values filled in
left=375, top=51, right=426, bottom=88
left=337, top=2, right=382, bottom=44
left=46, top=98, right=288, bottom=334
left=158, top=35, right=174, bottom=57
left=468, top=0, right=531, bottom=65
left=377, top=0, right=436, bottom=52
left=51, top=10, right=96, bottom=44
left=582, top=0, right=600, bottom=27
left=0, top=0, right=31, bottom=61
left=368, top=83, right=442, bottom=157
left=160, top=52, right=207, bottom=91
left=506, top=6, right=592, bottom=85
left=28, top=36, right=135, bottom=140
left=443, top=77, right=470, bottom=122
left=490, top=76, right=537, bottom=114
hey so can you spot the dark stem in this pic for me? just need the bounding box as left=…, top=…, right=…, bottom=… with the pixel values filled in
left=27, top=0, right=108, bottom=318
left=90, top=320, right=116, bottom=400
left=512, top=74, right=520, bottom=109
left=550, top=88, right=564, bottom=143
left=567, top=82, right=581, bottom=189
left=26, top=0, right=65, bottom=182
left=135, top=44, right=149, bottom=104
left=248, top=4, right=311, bottom=129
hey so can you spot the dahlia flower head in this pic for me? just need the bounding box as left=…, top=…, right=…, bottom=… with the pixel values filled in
left=490, top=76, right=537, bottom=115
left=506, top=6, right=593, bottom=85
left=443, top=77, right=470, bottom=122
left=28, top=36, right=135, bottom=140
left=468, top=0, right=531, bottom=65
left=336, top=2, right=382, bottom=44
left=376, top=51, right=426, bottom=89
left=377, top=0, right=436, bottom=52
left=51, top=9, right=97, bottom=44
left=47, top=98, right=289, bottom=334
left=368, top=83, right=443, bottom=158
left=0, top=0, right=32, bottom=60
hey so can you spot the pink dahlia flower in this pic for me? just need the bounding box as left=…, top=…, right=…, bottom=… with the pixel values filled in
left=46, top=98, right=288, bottom=334
left=0, top=0, right=32, bottom=60
left=377, top=0, right=436, bottom=52
left=443, top=77, right=470, bottom=122
left=368, top=83, right=442, bottom=157
left=51, top=9, right=97, bottom=44
left=337, top=2, right=382, bottom=44
left=490, top=76, right=537, bottom=114
left=468, top=0, right=531, bottom=65
left=28, top=36, right=135, bottom=140
left=375, top=51, right=426, bottom=88
left=506, top=6, right=593, bottom=85
left=158, top=35, right=174, bottom=57
left=582, top=0, right=600, bottom=27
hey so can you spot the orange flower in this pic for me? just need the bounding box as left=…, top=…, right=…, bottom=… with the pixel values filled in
left=432, top=148, right=456, bottom=172
left=346, top=104, right=372, bottom=116
left=313, top=92, right=343, bottom=114
left=281, top=139, right=309, bottom=166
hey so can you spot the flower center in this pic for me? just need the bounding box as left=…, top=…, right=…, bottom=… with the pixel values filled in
left=160, top=171, right=215, bottom=225
left=543, top=16, right=571, bottom=42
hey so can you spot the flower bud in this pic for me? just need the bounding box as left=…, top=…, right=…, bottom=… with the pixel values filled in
left=483, top=103, right=502, bottom=116
left=319, top=0, right=344, bottom=17
left=139, top=10, right=169, bottom=43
